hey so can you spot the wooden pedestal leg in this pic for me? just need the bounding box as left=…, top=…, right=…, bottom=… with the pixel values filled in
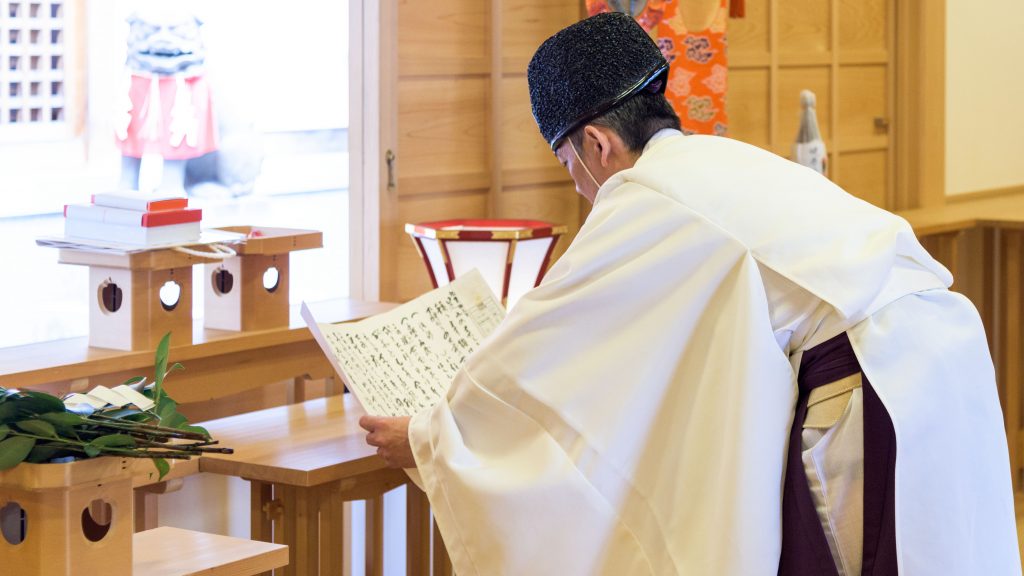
left=250, top=480, right=276, bottom=576
left=320, top=482, right=345, bottom=576
left=133, top=479, right=186, bottom=532
left=432, top=519, right=453, bottom=576
left=1000, top=229, right=1022, bottom=494
left=134, top=490, right=158, bottom=532
left=343, top=503, right=352, bottom=576
left=407, top=486, right=431, bottom=575
left=365, top=496, right=385, bottom=576
left=280, top=485, right=320, bottom=576
left=289, top=376, right=309, bottom=404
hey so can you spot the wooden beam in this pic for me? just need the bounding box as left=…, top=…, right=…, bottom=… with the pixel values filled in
left=894, top=0, right=945, bottom=209
left=489, top=0, right=504, bottom=218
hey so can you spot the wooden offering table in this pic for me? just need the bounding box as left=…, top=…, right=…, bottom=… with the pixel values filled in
left=0, top=298, right=396, bottom=405
left=134, top=526, right=288, bottom=575
left=198, top=394, right=413, bottom=576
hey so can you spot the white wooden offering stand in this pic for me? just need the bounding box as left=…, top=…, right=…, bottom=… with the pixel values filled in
left=0, top=457, right=288, bottom=575
left=203, top=226, right=323, bottom=332
left=54, top=227, right=322, bottom=351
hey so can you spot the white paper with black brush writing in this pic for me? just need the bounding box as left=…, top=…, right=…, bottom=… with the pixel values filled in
left=302, top=269, right=505, bottom=417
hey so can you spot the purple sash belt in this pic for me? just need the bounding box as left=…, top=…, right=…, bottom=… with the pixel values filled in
left=778, top=332, right=898, bottom=576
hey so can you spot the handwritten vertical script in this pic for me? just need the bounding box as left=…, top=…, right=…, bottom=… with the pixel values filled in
left=303, top=270, right=506, bottom=417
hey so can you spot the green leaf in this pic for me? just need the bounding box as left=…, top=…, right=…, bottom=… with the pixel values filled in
left=154, top=333, right=171, bottom=404
left=124, top=411, right=153, bottom=423
left=153, top=457, right=170, bottom=481
left=15, top=419, right=58, bottom=439
left=90, top=434, right=136, bottom=448
left=83, top=444, right=101, bottom=458
left=0, top=403, right=17, bottom=424
left=161, top=412, right=187, bottom=429
left=38, top=412, right=85, bottom=432
left=120, top=375, right=146, bottom=387
left=156, top=397, right=178, bottom=422
left=20, top=390, right=66, bottom=414
left=0, top=436, right=36, bottom=470
left=26, top=444, right=66, bottom=463
left=0, top=424, right=9, bottom=441
left=180, top=425, right=210, bottom=439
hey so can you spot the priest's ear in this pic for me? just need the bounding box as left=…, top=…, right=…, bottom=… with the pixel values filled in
left=581, top=124, right=615, bottom=168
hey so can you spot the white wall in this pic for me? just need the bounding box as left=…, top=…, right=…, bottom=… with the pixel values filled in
left=946, top=0, right=1024, bottom=195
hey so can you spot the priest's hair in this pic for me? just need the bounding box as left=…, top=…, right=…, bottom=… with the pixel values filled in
left=568, top=92, right=681, bottom=153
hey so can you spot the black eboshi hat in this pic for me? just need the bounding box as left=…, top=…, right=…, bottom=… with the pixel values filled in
left=527, top=11, right=669, bottom=151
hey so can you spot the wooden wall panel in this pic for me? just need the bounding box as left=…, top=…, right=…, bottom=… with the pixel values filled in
left=837, top=65, right=887, bottom=151
left=494, top=2, right=582, bottom=283
left=384, top=0, right=904, bottom=301
left=384, top=0, right=582, bottom=303
left=497, top=183, right=580, bottom=227
left=497, top=182, right=581, bottom=263
left=501, top=0, right=578, bottom=74
left=398, top=0, right=488, bottom=76
left=398, top=77, right=490, bottom=195
left=727, top=68, right=771, bottom=148
left=729, top=0, right=770, bottom=58
left=500, top=78, right=552, bottom=171
left=726, top=0, right=893, bottom=206
left=837, top=150, right=886, bottom=207
left=778, top=0, right=831, bottom=55
left=839, top=0, right=887, bottom=54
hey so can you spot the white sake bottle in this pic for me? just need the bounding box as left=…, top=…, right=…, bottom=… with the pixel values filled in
left=792, top=90, right=827, bottom=176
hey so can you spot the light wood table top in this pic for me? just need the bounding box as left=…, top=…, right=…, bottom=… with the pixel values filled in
left=0, top=298, right=395, bottom=393
left=133, top=526, right=288, bottom=576
left=897, top=193, right=1024, bottom=236
left=198, top=394, right=386, bottom=487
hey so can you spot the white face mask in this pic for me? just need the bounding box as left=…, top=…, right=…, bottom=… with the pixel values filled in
left=569, top=138, right=600, bottom=190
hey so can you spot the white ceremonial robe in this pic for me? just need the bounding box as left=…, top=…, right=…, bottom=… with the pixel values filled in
left=408, top=131, right=1020, bottom=575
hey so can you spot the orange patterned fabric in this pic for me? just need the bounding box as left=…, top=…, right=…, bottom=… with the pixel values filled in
left=586, top=0, right=729, bottom=136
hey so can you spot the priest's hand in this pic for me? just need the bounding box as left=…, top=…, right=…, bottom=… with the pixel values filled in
left=359, top=415, right=416, bottom=469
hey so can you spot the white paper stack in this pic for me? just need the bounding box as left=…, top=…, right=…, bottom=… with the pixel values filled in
left=64, top=191, right=202, bottom=247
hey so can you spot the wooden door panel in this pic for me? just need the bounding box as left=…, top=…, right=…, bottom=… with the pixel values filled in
left=727, top=68, right=771, bottom=147
left=502, top=0, right=578, bottom=74
left=724, top=0, right=891, bottom=208
left=839, top=0, right=887, bottom=54
left=398, top=0, right=488, bottom=76
left=837, top=150, right=887, bottom=207
left=398, top=77, right=489, bottom=196
left=729, top=0, right=770, bottom=57
left=838, top=65, right=888, bottom=151
left=778, top=0, right=831, bottom=55
left=500, top=77, right=561, bottom=176
left=497, top=182, right=581, bottom=263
